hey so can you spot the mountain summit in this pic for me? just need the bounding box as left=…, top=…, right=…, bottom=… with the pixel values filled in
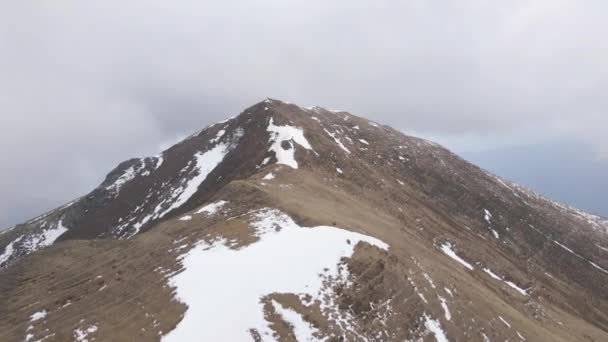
left=1, top=99, right=607, bottom=341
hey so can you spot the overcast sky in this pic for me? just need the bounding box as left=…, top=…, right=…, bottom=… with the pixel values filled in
left=1, top=0, right=607, bottom=228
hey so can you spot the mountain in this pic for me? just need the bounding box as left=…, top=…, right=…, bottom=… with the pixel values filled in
left=0, top=99, right=607, bottom=341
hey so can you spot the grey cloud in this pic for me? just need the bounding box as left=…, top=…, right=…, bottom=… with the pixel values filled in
left=1, top=0, right=607, bottom=227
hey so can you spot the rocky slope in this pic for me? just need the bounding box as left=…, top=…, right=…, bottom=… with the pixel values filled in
left=0, top=99, right=607, bottom=341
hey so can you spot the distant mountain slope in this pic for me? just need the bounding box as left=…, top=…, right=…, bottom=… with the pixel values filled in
left=0, top=99, right=606, bottom=341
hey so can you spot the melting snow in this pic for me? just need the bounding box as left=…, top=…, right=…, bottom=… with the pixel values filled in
left=438, top=296, right=451, bottom=321
left=196, top=200, right=228, bottom=216
left=263, top=173, right=275, bottom=180
left=40, top=220, right=69, bottom=246
left=368, top=122, right=379, bottom=128
left=163, top=209, right=387, bottom=341
left=323, top=128, right=351, bottom=154
left=267, top=118, right=313, bottom=169
left=483, top=209, right=500, bottom=239
left=106, top=162, right=142, bottom=194
left=483, top=268, right=528, bottom=296
left=154, top=155, right=164, bottom=170
left=358, top=139, right=370, bottom=145
left=271, top=300, right=320, bottom=341
left=179, top=215, right=192, bottom=221
left=424, top=314, right=449, bottom=342
left=18, top=219, right=69, bottom=256
left=589, top=261, right=608, bottom=274
left=483, top=268, right=502, bottom=281
left=498, top=316, right=511, bottom=328
left=440, top=242, right=474, bottom=270
left=74, top=323, right=98, bottom=342
left=211, top=129, right=226, bottom=143
left=336, top=168, right=343, bottom=174
left=160, top=144, right=229, bottom=219
left=0, top=235, right=24, bottom=266
left=504, top=280, right=529, bottom=296
left=423, top=273, right=436, bottom=289
left=30, top=310, right=47, bottom=322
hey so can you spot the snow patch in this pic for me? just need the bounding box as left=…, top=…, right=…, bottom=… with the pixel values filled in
left=18, top=219, right=69, bottom=256
left=159, top=144, right=229, bottom=219
left=30, top=310, right=47, bottom=322
left=483, top=209, right=500, bottom=239
left=423, top=273, right=436, bottom=289
left=589, top=261, right=608, bottom=274
left=440, top=242, right=474, bottom=270
left=196, top=200, right=228, bottom=216
left=323, top=128, right=350, bottom=154
left=0, top=235, right=24, bottom=266
left=74, top=323, right=98, bottom=342
left=271, top=300, right=321, bottom=341
left=163, top=209, right=387, bottom=341
left=106, top=161, right=143, bottom=194
left=267, top=118, right=313, bottom=169
left=211, top=129, right=226, bottom=143
left=483, top=268, right=502, bottom=281
left=438, top=296, right=451, bottom=321
left=179, top=215, right=192, bottom=221
left=498, top=316, right=511, bottom=328
left=424, top=314, right=449, bottom=342
left=263, top=173, right=275, bottom=180
left=358, top=139, right=370, bottom=145
left=484, top=268, right=528, bottom=296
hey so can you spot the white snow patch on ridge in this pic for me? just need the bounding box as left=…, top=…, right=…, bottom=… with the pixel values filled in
left=440, top=242, right=474, bottom=271
left=106, top=162, right=141, bottom=194
left=162, top=144, right=229, bottom=218
left=163, top=209, right=387, bottom=341
left=0, top=235, right=23, bottom=266
left=22, top=220, right=69, bottom=253
left=196, top=200, right=228, bottom=216
left=267, top=118, right=313, bottom=169
left=1, top=220, right=68, bottom=266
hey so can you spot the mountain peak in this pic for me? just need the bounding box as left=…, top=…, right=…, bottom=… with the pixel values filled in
left=1, top=100, right=607, bottom=341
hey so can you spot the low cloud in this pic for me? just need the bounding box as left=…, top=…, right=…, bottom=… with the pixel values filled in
left=1, top=0, right=606, bottom=226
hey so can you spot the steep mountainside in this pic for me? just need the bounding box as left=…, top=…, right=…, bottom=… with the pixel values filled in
left=0, top=99, right=607, bottom=342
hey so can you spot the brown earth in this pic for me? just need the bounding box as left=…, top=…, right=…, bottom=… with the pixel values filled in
left=0, top=99, right=607, bottom=341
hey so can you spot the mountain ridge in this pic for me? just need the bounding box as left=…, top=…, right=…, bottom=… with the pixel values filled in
left=0, top=98, right=607, bottom=341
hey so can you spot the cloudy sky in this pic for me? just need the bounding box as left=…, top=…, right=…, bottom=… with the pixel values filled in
left=1, top=0, right=607, bottom=228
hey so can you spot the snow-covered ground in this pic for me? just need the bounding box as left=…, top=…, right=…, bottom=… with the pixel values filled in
left=267, top=118, right=314, bottom=169
left=163, top=209, right=388, bottom=341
